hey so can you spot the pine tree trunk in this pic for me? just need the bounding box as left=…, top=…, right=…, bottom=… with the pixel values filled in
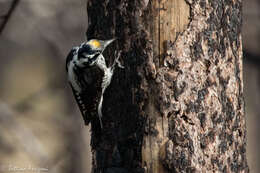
left=87, top=0, right=249, bottom=172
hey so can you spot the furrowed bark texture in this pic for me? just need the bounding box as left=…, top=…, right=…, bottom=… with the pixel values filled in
left=87, top=0, right=248, bottom=173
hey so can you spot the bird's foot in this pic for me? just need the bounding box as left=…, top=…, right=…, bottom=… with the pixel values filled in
left=113, top=50, right=124, bottom=69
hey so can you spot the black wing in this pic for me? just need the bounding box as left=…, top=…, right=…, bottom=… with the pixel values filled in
left=70, top=66, right=104, bottom=126
left=66, top=47, right=77, bottom=72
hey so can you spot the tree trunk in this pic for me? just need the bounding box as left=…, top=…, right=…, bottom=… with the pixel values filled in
left=86, top=0, right=249, bottom=173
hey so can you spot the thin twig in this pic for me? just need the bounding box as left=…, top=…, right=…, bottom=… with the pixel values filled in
left=0, top=0, right=20, bottom=35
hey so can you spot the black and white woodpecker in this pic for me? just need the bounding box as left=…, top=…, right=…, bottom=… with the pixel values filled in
left=66, top=39, right=123, bottom=128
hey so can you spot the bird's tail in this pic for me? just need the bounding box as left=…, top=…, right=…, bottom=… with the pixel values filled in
left=98, top=95, right=103, bottom=129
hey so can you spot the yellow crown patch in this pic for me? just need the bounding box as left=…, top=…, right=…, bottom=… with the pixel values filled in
left=89, top=40, right=101, bottom=48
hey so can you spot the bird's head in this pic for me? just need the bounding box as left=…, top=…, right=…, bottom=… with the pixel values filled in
left=77, top=38, right=116, bottom=66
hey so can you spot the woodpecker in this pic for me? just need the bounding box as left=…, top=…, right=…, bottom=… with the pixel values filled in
left=66, top=38, right=123, bottom=128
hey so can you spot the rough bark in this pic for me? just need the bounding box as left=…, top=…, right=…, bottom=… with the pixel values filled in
left=87, top=0, right=248, bottom=173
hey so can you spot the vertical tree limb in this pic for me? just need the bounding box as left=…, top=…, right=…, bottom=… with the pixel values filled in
left=86, top=0, right=248, bottom=172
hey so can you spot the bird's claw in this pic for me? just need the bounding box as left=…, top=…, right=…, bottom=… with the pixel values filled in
left=113, top=50, right=124, bottom=69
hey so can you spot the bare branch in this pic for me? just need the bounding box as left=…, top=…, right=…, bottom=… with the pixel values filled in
left=0, top=0, right=20, bottom=35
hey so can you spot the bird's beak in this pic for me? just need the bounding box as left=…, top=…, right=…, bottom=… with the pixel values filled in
left=103, top=38, right=116, bottom=48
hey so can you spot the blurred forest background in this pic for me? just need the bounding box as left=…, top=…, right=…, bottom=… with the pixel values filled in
left=0, top=0, right=259, bottom=173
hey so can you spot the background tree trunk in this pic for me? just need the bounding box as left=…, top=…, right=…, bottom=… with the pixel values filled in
left=87, top=0, right=249, bottom=172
